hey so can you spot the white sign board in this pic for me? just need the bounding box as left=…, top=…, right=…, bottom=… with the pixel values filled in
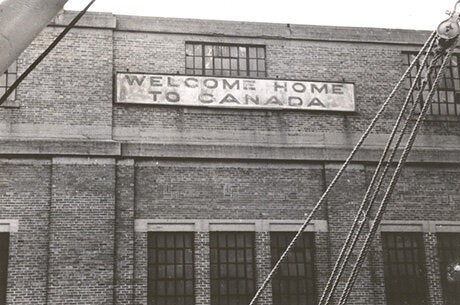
left=116, top=73, right=355, bottom=112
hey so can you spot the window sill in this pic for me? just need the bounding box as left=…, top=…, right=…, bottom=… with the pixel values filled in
left=423, top=114, right=460, bottom=122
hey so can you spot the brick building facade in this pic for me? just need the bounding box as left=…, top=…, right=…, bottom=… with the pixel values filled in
left=0, top=11, right=459, bottom=305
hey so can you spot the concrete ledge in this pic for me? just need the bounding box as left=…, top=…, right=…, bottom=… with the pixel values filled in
left=0, top=139, right=120, bottom=156
left=121, top=142, right=460, bottom=164
left=52, top=11, right=116, bottom=29
left=114, top=14, right=433, bottom=46
left=135, top=219, right=328, bottom=233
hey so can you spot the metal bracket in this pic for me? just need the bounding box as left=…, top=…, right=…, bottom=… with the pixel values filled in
left=437, top=1, right=460, bottom=40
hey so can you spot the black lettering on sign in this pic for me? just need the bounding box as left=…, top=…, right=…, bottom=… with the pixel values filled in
left=265, top=96, right=283, bottom=106
left=149, top=91, right=162, bottom=102
left=199, top=93, right=214, bottom=104
left=245, top=95, right=260, bottom=105
left=220, top=94, right=240, bottom=104
left=308, top=98, right=326, bottom=108
left=292, top=83, right=306, bottom=93
left=204, top=79, right=218, bottom=89
left=311, top=84, right=328, bottom=94
left=288, top=97, right=303, bottom=106
left=166, top=92, right=180, bottom=103
left=274, top=82, right=287, bottom=92
left=150, top=76, right=163, bottom=87
left=167, top=77, right=180, bottom=87
left=223, top=79, right=240, bottom=90
left=332, top=84, right=344, bottom=94
left=243, top=80, right=256, bottom=90
left=185, top=78, right=199, bottom=88
left=125, top=75, right=146, bottom=86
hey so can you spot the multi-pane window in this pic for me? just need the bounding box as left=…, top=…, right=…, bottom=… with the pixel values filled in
left=0, top=233, right=9, bottom=305
left=186, top=43, right=266, bottom=77
left=381, top=232, right=428, bottom=305
left=210, top=232, right=255, bottom=305
left=0, top=62, right=17, bottom=100
left=270, top=232, right=317, bottom=305
left=147, top=232, right=195, bottom=305
left=403, top=52, right=460, bottom=116
left=437, top=233, right=460, bottom=305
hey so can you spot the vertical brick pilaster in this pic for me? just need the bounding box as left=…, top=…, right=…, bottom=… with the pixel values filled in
left=255, top=232, right=272, bottom=305
left=134, top=232, right=147, bottom=305
left=115, top=159, right=136, bottom=305
left=195, top=232, right=210, bottom=305
left=424, top=233, right=443, bottom=305
left=48, top=157, right=116, bottom=305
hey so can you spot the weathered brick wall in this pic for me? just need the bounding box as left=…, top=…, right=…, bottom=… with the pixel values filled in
left=0, top=12, right=459, bottom=305
left=0, top=26, right=114, bottom=140
left=0, top=159, right=51, bottom=305
left=47, top=158, right=116, bottom=305
left=135, top=161, right=326, bottom=220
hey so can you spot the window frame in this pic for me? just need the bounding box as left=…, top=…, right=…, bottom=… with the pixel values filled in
left=381, top=232, right=429, bottom=305
left=147, top=232, right=195, bottom=305
left=436, top=233, right=460, bottom=305
left=210, top=231, right=256, bottom=305
left=185, top=42, right=267, bottom=78
left=402, top=52, right=460, bottom=117
left=0, top=62, right=17, bottom=101
left=0, top=233, right=9, bottom=305
left=270, top=232, right=317, bottom=305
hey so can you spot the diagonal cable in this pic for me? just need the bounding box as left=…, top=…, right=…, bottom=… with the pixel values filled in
left=337, top=40, right=457, bottom=305
left=317, top=32, right=437, bottom=305
left=248, top=30, right=437, bottom=305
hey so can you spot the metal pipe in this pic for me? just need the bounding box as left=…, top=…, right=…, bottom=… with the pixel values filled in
left=0, top=0, right=69, bottom=74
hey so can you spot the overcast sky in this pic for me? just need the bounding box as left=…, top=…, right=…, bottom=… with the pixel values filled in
left=63, top=0, right=457, bottom=31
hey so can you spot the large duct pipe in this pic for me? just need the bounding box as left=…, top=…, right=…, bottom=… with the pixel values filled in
left=0, top=0, right=69, bottom=74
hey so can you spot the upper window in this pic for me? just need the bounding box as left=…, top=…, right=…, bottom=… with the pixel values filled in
left=0, top=62, right=17, bottom=100
left=403, top=52, right=460, bottom=116
left=147, top=232, right=195, bottom=305
left=185, top=43, right=266, bottom=77
left=0, top=233, right=9, bottom=305
left=437, top=233, right=460, bottom=305
left=210, top=232, right=255, bottom=305
left=270, top=232, right=317, bottom=305
left=381, top=232, right=428, bottom=305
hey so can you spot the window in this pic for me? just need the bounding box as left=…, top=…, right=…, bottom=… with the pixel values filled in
left=381, top=232, right=428, bottom=305
left=0, top=62, right=17, bottom=100
left=147, top=232, right=195, bottom=305
left=437, top=233, right=460, bottom=305
left=210, top=232, right=255, bottom=305
left=403, top=52, right=460, bottom=116
left=270, top=232, right=317, bottom=305
left=0, top=233, right=9, bottom=305
left=185, top=43, right=266, bottom=77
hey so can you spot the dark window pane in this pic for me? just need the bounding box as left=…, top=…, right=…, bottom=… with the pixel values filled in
left=271, top=232, right=316, bottom=305
left=0, top=233, right=9, bottom=305
left=210, top=232, right=255, bottom=305
left=381, top=232, right=428, bottom=305
left=185, top=43, right=266, bottom=77
left=437, top=233, right=460, bottom=305
left=402, top=52, right=460, bottom=116
left=148, top=232, right=195, bottom=305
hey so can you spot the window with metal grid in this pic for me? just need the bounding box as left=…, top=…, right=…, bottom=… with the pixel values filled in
left=147, top=232, right=195, bottom=305
left=185, top=43, right=266, bottom=77
left=210, top=232, right=256, bottom=305
left=270, top=232, right=317, bottom=305
left=437, top=233, right=460, bottom=305
left=381, top=232, right=428, bottom=305
left=402, top=52, right=460, bottom=116
left=0, top=62, right=17, bottom=100
left=0, top=233, right=9, bottom=305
